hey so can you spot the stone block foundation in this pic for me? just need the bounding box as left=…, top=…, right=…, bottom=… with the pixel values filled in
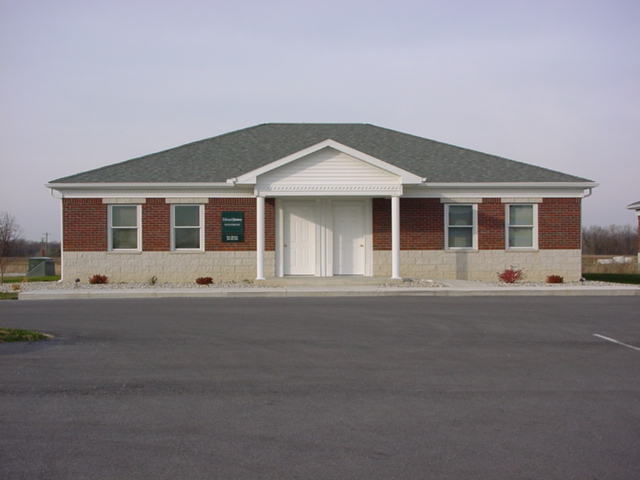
left=373, top=250, right=582, bottom=282
left=64, top=250, right=581, bottom=283
left=63, top=252, right=276, bottom=283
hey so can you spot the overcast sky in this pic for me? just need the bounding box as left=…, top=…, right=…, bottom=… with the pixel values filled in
left=1, top=0, right=638, bottom=241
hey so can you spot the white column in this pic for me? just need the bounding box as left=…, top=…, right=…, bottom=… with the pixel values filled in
left=391, top=195, right=401, bottom=279
left=256, top=196, right=265, bottom=280
left=59, top=197, right=64, bottom=282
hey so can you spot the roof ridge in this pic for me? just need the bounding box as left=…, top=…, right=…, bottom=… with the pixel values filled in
left=263, top=122, right=369, bottom=126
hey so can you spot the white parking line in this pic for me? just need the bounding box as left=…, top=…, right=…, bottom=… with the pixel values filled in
left=593, top=334, right=640, bottom=352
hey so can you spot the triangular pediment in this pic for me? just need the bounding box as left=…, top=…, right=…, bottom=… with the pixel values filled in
left=232, top=139, right=425, bottom=185
left=259, top=147, right=401, bottom=185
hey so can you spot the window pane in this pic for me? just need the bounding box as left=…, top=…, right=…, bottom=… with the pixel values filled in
left=449, top=205, right=473, bottom=226
left=509, top=205, right=533, bottom=226
left=448, top=227, right=473, bottom=248
left=509, top=227, right=533, bottom=247
left=175, top=228, right=200, bottom=249
left=174, top=205, right=199, bottom=227
left=112, top=228, right=138, bottom=249
left=112, top=206, right=137, bottom=227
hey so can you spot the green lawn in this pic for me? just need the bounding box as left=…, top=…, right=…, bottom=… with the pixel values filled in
left=583, top=273, right=640, bottom=285
left=0, top=327, right=50, bottom=342
left=0, top=275, right=60, bottom=284
left=0, top=292, right=19, bottom=300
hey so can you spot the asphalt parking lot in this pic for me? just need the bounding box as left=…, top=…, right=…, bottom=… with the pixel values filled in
left=1, top=296, right=639, bottom=480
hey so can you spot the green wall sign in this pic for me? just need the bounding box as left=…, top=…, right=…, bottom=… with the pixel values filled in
left=221, top=211, right=244, bottom=242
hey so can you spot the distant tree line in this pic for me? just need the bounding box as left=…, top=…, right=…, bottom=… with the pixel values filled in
left=1, top=211, right=638, bottom=264
left=582, top=225, right=638, bottom=255
left=10, top=238, right=61, bottom=257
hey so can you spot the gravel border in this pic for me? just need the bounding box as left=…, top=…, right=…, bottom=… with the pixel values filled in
left=493, top=280, right=620, bottom=288
left=2, top=278, right=629, bottom=293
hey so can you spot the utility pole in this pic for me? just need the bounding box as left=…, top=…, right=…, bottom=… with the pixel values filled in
left=42, top=232, right=49, bottom=256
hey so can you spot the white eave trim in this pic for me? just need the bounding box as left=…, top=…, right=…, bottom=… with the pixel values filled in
left=232, top=139, right=426, bottom=185
left=46, top=182, right=234, bottom=190
left=423, top=182, right=599, bottom=188
left=626, top=202, right=640, bottom=211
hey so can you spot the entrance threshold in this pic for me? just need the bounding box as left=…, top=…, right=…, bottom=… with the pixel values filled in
left=261, top=276, right=400, bottom=287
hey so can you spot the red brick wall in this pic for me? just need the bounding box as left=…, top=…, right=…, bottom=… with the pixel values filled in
left=142, top=198, right=170, bottom=251
left=371, top=198, right=391, bottom=249
left=373, top=197, right=581, bottom=251
left=539, top=198, right=581, bottom=249
left=63, top=198, right=107, bottom=251
left=205, top=198, right=275, bottom=251
left=63, top=197, right=276, bottom=253
left=478, top=198, right=505, bottom=249
left=265, top=198, right=275, bottom=250
left=63, top=196, right=580, bottom=253
left=373, top=198, right=444, bottom=250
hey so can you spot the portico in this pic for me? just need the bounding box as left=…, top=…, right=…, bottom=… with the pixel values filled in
left=242, top=140, right=423, bottom=280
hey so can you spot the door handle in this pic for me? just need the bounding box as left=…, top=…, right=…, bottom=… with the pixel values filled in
left=360, top=244, right=364, bottom=247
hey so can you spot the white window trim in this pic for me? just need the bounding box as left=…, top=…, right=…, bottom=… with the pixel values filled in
left=170, top=204, right=205, bottom=251
left=444, top=203, right=478, bottom=250
left=108, top=204, right=142, bottom=252
left=505, top=203, right=539, bottom=250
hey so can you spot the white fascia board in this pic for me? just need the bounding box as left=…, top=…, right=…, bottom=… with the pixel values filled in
left=423, top=182, right=599, bottom=188
left=403, top=184, right=593, bottom=198
left=46, top=182, right=233, bottom=190
left=626, top=201, right=640, bottom=211
left=232, top=139, right=426, bottom=185
left=47, top=183, right=253, bottom=199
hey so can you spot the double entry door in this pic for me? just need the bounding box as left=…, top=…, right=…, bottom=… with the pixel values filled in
left=280, top=199, right=370, bottom=276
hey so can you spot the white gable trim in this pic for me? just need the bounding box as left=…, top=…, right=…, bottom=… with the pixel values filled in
left=231, top=139, right=425, bottom=185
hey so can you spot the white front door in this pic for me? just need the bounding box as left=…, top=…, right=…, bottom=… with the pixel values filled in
left=283, top=202, right=316, bottom=275
left=332, top=201, right=366, bottom=275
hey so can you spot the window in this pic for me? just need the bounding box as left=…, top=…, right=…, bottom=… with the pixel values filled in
left=506, top=204, right=537, bottom=249
left=171, top=204, right=204, bottom=250
left=109, top=205, right=140, bottom=250
left=446, top=204, right=477, bottom=249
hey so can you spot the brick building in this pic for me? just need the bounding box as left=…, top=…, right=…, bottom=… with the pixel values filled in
left=48, top=124, right=596, bottom=282
left=627, top=200, right=640, bottom=265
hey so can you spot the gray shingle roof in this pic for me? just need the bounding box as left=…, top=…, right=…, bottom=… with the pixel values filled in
left=50, top=123, right=592, bottom=184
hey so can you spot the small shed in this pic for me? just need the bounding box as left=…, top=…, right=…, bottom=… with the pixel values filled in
left=27, top=257, right=56, bottom=277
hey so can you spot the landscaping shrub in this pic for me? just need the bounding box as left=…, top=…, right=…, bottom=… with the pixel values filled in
left=546, top=275, right=564, bottom=284
left=89, top=274, right=108, bottom=284
left=196, top=276, right=213, bottom=285
left=498, top=268, right=523, bottom=283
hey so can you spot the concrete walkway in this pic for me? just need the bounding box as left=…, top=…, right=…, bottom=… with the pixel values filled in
left=18, top=283, right=640, bottom=300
